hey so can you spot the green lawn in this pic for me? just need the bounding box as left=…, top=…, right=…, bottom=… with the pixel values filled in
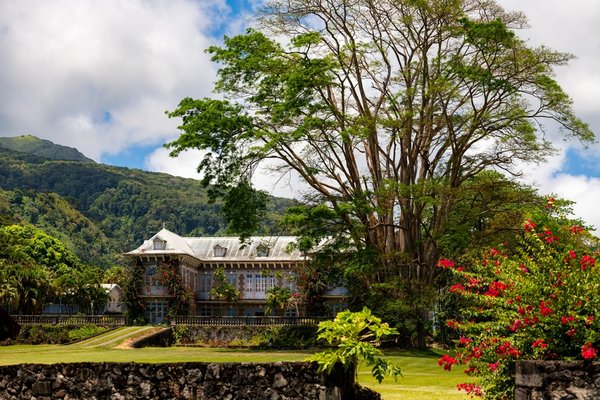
left=0, top=345, right=470, bottom=399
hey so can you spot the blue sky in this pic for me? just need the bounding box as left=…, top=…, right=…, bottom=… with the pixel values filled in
left=1, top=0, right=599, bottom=228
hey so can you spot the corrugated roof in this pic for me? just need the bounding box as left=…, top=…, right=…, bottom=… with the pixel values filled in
left=126, top=229, right=303, bottom=262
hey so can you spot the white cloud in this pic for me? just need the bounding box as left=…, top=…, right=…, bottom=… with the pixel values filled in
left=0, top=0, right=226, bottom=160
left=145, top=147, right=204, bottom=180
left=1, top=0, right=599, bottom=229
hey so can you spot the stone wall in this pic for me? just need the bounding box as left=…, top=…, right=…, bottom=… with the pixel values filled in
left=0, top=361, right=380, bottom=400
left=515, top=360, right=600, bottom=400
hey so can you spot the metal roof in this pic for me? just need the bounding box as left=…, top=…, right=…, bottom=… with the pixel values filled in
left=126, top=228, right=304, bottom=262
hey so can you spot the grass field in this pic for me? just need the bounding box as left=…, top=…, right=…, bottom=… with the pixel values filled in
left=0, top=344, right=470, bottom=399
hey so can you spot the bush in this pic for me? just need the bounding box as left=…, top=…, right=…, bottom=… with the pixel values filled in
left=438, top=200, right=600, bottom=399
left=17, top=324, right=109, bottom=344
left=68, top=324, right=108, bottom=341
left=256, top=326, right=318, bottom=349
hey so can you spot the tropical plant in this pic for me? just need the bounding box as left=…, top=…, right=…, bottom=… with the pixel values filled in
left=265, top=286, right=293, bottom=316
left=209, top=267, right=240, bottom=316
left=308, top=307, right=401, bottom=384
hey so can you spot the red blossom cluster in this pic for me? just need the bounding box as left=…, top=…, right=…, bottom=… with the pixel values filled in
left=437, top=354, right=459, bottom=370
left=495, top=341, right=521, bottom=358
left=580, top=255, right=595, bottom=270
left=456, top=383, right=483, bottom=397
left=531, top=339, right=548, bottom=349
left=539, top=300, right=553, bottom=317
left=570, top=225, right=584, bottom=234
left=437, top=258, right=456, bottom=269
left=581, top=343, right=598, bottom=360
left=484, top=281, right=508, bottom=297
left=523, top=219, right=537, bottom=232
left=539, top=229, right=559, bottom=244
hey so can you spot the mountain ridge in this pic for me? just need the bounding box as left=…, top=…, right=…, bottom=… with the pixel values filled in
left=0, top=135, right=95, bottom=162
left=0, top=136, right=294, bottom=268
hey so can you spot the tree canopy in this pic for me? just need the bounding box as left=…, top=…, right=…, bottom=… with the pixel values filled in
left=0, top=224, right=106, bottom=314
left=166, top=0, right=593, bottom=343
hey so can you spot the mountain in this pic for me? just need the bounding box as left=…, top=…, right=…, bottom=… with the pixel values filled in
left=0, top=135, right=95, bottom=162
left=0, top=137, right=295, bottom=267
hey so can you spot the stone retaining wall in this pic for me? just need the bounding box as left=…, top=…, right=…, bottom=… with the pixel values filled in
left=515, top=360, right=600, bottom=399
left=0, top=361, right=380, bottom=400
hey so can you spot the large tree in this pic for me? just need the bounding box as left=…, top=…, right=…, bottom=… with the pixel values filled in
left=166, top=0, right=592, bottom=334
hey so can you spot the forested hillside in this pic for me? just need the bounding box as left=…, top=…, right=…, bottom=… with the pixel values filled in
left=0, top=136, right=294, bottom=267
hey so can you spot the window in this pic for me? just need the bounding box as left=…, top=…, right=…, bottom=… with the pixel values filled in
left=143, top=265, right=165, bottom=295
left=227, top=272, right=238, bottom=287
left=213, top=244, right=227, bottom=257
left=153, top=238, right=166, bottom=250
left=197, top=272, right=213, bottom=300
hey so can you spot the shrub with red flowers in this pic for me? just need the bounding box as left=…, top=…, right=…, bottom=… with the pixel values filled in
left=438, top=201, right=600, bottom=399
left=158, top=257, right=193, bottom=318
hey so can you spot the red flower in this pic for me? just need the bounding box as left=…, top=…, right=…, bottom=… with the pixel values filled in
left=484, top=281, right=508, bottom=297
left=450, top=284, right=466, bottom=293
left=567, top=328, right=577, bottom=337
left=581, top=343, right=598, bottom=360
left=523, top=219, right=537, bottom=232
left=565, top=250, right=577, bottom=263
left=539, top=301, right=553, bottom=317
left=488, top=362, right=499, bottom=372
left=457, top=383, right=483, bottom=397
left=519, top=263, right=529, bottom=273
left=570, top=225, right=584, bottom=234
left=459, top=337, right=472, bottom=346
left=438, top=354, right=459, bottom=371
left=532, top=339, right=548, bottom=349
left=586, top=316, right=594, bottom=325
left=580, top=255, right=595, bottom=270
left=437, top=259, right=455, bottom=269
left=561, top=316, right=576, bottom=325
left=446, top=320, right=460, bottom=329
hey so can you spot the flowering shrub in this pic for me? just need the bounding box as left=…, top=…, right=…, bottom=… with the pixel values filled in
left=439, top=202, right=600, bottom=399
left=158, top=257, right=193, bottom=318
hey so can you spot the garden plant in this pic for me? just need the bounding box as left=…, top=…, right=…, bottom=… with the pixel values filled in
left=439, top=199, right=600, bottom=399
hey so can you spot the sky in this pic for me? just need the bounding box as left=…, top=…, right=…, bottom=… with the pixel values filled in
left=0, top=0, right=599, bottom=228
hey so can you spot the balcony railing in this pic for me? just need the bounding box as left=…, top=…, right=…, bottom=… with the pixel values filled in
left=173, top=315, right=328, bottom=326
left=12, top=315, right=127, bottom=326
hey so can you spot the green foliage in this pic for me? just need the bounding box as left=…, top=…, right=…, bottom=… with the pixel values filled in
left=103, top=265, right=126, bottom=287
left=222, top=180, right=268, bottom=240
left=257, top=325, right=318, bottom=349
left=67, top=324, right=109, bottom=341
left=265, top=286, right=293, bottom=316
left=209, top=267, right=240, bottom=316
left=308, top=308, right=401, bottom=383
left=165, top=0, right=593, bottom=354
left=122, top=259, right=146, bottom=324
left=0, top=143, right=294, bottom=269
left=158, top=258, right=193, bottom=318
left=0, top=224, right=105, bottom=314
left=439, top=200, right=600, bottom=399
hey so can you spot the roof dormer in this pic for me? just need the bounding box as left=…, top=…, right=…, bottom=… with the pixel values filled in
left=256, top=243, right=270, bottom=257
left=153, top=238, right=166, bottom=250
left=213, top=244, right=227, bottom=257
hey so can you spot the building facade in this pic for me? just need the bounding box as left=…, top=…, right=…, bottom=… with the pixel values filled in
left=127, top=228, right=346, bottom=324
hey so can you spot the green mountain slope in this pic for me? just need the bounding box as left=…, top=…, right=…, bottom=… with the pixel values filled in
left=0, top=189, right=114, bottom=266
left=0, top=135, right=94, bottom=162
left=0, top=138, right=294, bottom=267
